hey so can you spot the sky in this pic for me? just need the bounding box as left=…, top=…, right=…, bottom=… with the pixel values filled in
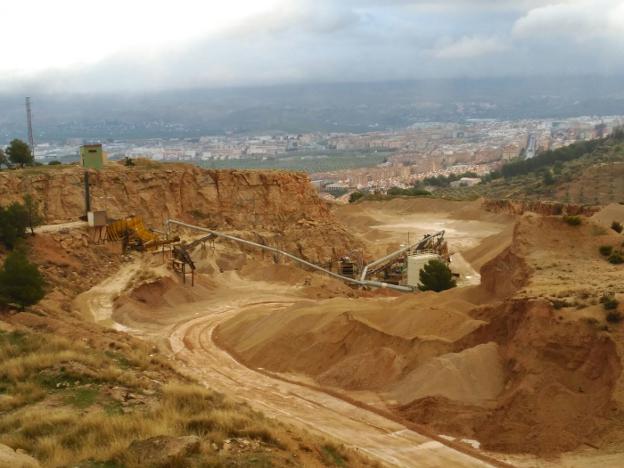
left=1, top=0, right=623, bottom=93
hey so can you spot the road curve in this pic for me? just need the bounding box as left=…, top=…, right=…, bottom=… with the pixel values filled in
left=167, top=300, right=498, bottom=468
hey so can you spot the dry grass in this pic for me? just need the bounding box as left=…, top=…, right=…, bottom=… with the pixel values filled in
left=0, top=329, right=376, bottom=467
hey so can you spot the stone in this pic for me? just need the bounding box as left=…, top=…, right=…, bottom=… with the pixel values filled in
left=127, top=435, right=200, bottom=466
left=0, top=443, right=40, bottom=468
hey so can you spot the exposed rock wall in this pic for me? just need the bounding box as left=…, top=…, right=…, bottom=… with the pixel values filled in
left=0, top=164, right=359, bottom=263
left=483, top=199, right=599, bottom=217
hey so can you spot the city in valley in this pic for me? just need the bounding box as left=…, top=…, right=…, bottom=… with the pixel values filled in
left=23, top=115, right=624, bottom=196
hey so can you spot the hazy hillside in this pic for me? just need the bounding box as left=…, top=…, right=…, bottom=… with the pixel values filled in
left=3, top=76, right=624, bottom=141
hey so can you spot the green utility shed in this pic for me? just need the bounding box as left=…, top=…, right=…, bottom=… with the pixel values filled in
left=80, top=144, right=104, bottom=170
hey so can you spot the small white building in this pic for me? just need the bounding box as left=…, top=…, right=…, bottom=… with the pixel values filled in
left=406, top=253, right=441, bottom=288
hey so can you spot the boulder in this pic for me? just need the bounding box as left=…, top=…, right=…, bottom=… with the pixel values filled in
left=127, top=435, right=200, bottom=466
left=0, top=444, right=40, bottom=468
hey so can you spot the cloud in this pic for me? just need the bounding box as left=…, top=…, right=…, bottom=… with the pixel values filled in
left=513, top=0, right=624, bottom=40
left=1, top=0, right=623, bottom=93
left=433, top=36, right=509, bottom=59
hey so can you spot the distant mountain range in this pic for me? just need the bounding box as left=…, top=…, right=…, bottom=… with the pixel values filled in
left=2, top=76, right=624, bottom=142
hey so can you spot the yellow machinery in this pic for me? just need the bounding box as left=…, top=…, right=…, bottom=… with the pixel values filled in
left=107, top=216, right=176, bottom=252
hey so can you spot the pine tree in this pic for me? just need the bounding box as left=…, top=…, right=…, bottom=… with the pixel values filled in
left=5, top=139, right=33, bottom=168
left=418, top=259, right=456, bottom=292
left=0, top=202, right=29, bottom=249
left=0, top=247, right=45, bottom=309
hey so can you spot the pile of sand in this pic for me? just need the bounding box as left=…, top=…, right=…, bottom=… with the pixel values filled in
left=216, top=286, right=493, bottom=394
left=462, top=223, right=515, bottom=271
left=386, top=342, right=505, bottom=405
left=591, top=203, right=624, bottom=229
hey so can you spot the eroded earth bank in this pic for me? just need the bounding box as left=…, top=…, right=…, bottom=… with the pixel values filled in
left=17, top=164, right=624, bottom=467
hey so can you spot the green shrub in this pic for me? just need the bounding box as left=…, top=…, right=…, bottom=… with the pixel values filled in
left=386, top=187, right=431, bottom=197
left=0, top=202, right=29, bottom=249
left=601, top=294, right=619, bottom=310
left=606, top=310, right=623, bottom=324
left=599, top=245, right=614, bottom=256
left=47, top=160, right=62, bottom=166
left=563, top=215, right=582, bottom=226
left=608, top=251, right=624, bottom=265
left=418, top=259, right=456, bottom=292
left=612, top=221, right=623, bottom=234
left=0, top=247, right=45, bottom=309
left=348, top=191, right=364, bottom=203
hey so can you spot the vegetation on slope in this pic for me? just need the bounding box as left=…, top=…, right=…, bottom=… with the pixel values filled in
left=0, top=327, right=372, bottom=467
left=433, top=130, right=624, bottom=203
left=0, top=198, right=45, bottom=309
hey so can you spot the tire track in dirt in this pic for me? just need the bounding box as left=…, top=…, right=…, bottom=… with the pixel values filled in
left=168, top=300, right=506, bottom=468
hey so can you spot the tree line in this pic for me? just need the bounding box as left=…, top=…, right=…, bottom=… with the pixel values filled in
left=501, top=128, right=624, bottom=179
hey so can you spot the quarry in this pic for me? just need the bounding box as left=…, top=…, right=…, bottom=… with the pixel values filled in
left=2, top=159, right=624, bottom=467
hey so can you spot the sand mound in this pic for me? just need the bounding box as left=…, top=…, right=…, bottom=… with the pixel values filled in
left=591, top=203, right=624, bottom=229
left=317, top=347, right=405, bottom=390
left=356, top=292, right=486, bottom=341
left=463, top=223, right=514, bottom=271
left=386, top=342, right=505, bottom=406
left=239, top=263, right=309, bottom=285
left=216, top=286, right=493, bottom=394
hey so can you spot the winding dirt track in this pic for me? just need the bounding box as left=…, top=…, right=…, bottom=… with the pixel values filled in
left=74, top=259, right=506, bottom=467
left=165, top=295, right=499, bottom=468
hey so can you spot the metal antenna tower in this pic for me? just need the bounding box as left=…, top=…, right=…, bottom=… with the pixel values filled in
left=25, top=97, right=35, bottom=157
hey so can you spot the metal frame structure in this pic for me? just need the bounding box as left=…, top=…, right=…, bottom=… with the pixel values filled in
left=165, top=219, right=416, bottom=292
left=359, top=231, right=446, bottom=282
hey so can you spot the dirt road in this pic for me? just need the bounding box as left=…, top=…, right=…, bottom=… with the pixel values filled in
left=167, top=296, right=496, bottom=468
left=76, top=264, right=499, bottom=467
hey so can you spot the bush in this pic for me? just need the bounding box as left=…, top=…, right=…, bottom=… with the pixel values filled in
left=418, top=259, right=456, bottom=292
left=608, top=251, right=624, bottom=264
left=612, top=221, right=623, bottom=234
left=348, top=191, right=364, bottom=203
left=600, top=294, right=619, bottom=310
left=387, top=187, right=431, bottom=197
left=0, top=202, right=29, bottom=249
left=542, top=171, right=555, bottom=185
left=47, top=160, right=62, bottom=166
left=599, top=245, right=614, bottom=256
left=606, top=311, right=623, bottom=324
left=124, top=157, right=135, bottom=167
left=563, top=215, right=582, bottom=226
left=0, top=247, right=45, bottom=309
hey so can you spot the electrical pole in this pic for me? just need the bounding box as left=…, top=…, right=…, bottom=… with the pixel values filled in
left=25, top=97, right=35, bottom=158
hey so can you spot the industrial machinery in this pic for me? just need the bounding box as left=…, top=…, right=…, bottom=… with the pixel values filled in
left=106, top=216, right=178, bottom=252
left=360, top=231, right=449, bottom=287
left=169, top=234, right=216, bottom=285
left=172, top=243, right=198, bottom=271
left=338, top=257, right=357, bottom=278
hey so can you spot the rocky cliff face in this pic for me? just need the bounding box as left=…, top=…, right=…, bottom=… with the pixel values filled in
left=0, top=163, right=359, bottom=263
left=482, top=199, right=598, bottom=217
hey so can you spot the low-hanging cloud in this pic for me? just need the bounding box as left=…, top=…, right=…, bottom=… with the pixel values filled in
left=433, top=36, right=509, bottom=59
left=2, top=0, right=623, bottom=93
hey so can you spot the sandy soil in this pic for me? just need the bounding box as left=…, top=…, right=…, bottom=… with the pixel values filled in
left=333, top=198, right=511, bottom=258
left=75, top=256, right=501, bottom=468
left=73, top=197, right=624, bottom=467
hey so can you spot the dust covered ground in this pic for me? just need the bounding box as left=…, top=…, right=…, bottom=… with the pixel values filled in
left=72, top=197, right=624, bottom=467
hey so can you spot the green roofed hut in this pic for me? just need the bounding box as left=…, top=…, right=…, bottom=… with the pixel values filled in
left=80, top=144, right=104, bottom=170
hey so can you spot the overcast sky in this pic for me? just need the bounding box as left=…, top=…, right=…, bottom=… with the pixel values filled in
left=1, top=0, right=623, bottom=93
